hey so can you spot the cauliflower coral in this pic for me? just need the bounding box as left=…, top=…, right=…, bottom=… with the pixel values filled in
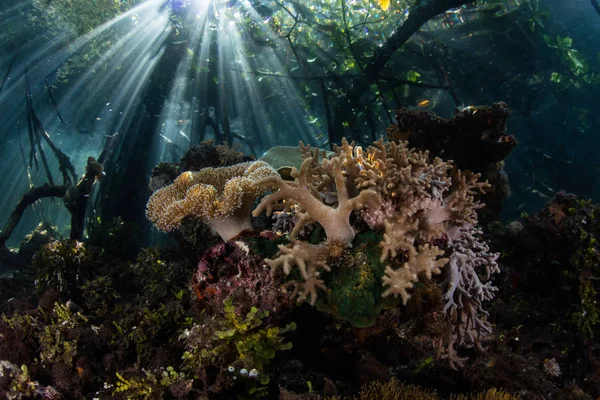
left=146, top=161, right=278, bottom=241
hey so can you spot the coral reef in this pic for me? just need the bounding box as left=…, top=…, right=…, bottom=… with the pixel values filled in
left=386, top=103, right=516, bottom=220
left=7, top=136, right=600, bottom=399
left=146, top=161, right=278, bottom=241
left=148, top=140, right=256, bottom=197
left=251, top=137, right=499, bottom=369
left=193, top=238, right=293, bottom=315
left=253, top=150, right=381, bottom=244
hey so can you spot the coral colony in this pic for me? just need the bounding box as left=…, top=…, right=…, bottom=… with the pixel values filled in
left=0, top=136, right=503, bottom=398
left=147, top=137, right=500, bottom=369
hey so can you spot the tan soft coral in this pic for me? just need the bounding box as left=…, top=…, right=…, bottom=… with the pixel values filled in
left=264, top=241, right=331, bottom=305
left=352, top=138, right=489, bottom=242
left=146, top=161, right=278, bottom=241
left=381, top=240, right=449, bottom=304
left=252, top=153, right=380, bottom=244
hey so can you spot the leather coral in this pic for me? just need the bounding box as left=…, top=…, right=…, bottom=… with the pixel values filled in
left=146, top=161, right=278, bottom=241
left=252, top=146, right=381, bottom=245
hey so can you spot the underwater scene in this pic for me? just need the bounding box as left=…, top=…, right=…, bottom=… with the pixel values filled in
left=0, top=0, right=599, bottom=398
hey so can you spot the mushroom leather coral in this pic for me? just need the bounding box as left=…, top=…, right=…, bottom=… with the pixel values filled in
left=146, top=161, right=278, bottom=241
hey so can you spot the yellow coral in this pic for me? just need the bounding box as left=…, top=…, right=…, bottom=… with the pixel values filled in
left=146, top=161, right=278, bottom=241
left=327, top=378, right=440, bottom=400
left=451, top=388, right=520, bottom=400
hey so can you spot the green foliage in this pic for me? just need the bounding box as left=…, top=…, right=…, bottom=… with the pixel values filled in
left=110, top=366, right=190, bottom=399
left=180, top=298, right=294, bottom=397
left=112, top=300, right=188, bottom=363
left=543, top=35, right=600, bottom=90
left=39, top=303, right=88, bottom=368
left=525, top=0, right=549, bottom=33
left=33, top=240, right=97, bottom=298
left=38, top=0, right=140, bottom=36
left=1, top=363, right=40, bottom=399
left=81, top=276, right=119, bottom=318
left=406, top=70, right=422, bottom=83
left=113, top=371, right=155, bottom=399
left=158, top=366, right=187, bottom=387
left=2, top=301, right=88, bottom=384
left=26, top=0, right=143, bottom=83
left=182, top=298, right=295, bottom=373
left=105, top=247, right=192, bottom=364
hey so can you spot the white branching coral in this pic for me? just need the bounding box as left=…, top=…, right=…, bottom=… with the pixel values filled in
left=146, top=161, right=278, bottom=241
left=379, top=214, right=419, bottom=262
left=436, top=223, right=500, bottom=369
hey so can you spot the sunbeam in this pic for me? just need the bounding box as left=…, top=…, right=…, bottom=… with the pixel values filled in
left=0, top=0, right=172, bottom=244
left=0, top=0, right=411, bottom=246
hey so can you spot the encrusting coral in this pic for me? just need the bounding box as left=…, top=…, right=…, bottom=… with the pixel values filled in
left=146, top=161, right=278, bottom=241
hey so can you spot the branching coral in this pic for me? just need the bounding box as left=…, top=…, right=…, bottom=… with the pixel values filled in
left=252, top=152, right=381, bottom=244
left=436, top=223, right=500, bottom=369
left=381, top=243, right=449, bottom=305
left=355, top=139, right=488, bottom=240
left=360, top=138, right=497, bottom=368
left=256, top=138, right=494, bottom=313
left=146, top=161, right=278, bottom=241
left=252, top=136, right=498, bottom=368
left=264, top=241, right=331, bottom=305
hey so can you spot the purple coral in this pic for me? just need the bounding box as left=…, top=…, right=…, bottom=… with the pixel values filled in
left=439, top=223, right=500, bottom=369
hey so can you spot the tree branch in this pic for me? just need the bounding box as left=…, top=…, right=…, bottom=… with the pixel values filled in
left=364, top=0, right=476, bottom=78
left=592, top=0, right=600, bottom=17
left=0, top=184, right=68, bottom=250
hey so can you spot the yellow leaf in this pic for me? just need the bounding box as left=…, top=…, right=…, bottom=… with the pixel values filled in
left=378, top=0, right=391, bottom=11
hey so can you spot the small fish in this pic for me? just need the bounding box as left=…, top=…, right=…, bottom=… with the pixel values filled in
left=417, top=99, right=431, bottom=107
left=179, top=130, right=190, bottom=141
left=530, top=189, right=550, bottom=200
left=160, top=134, right=173, bottom=143
left=377, top=0, right=391, bottom=11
